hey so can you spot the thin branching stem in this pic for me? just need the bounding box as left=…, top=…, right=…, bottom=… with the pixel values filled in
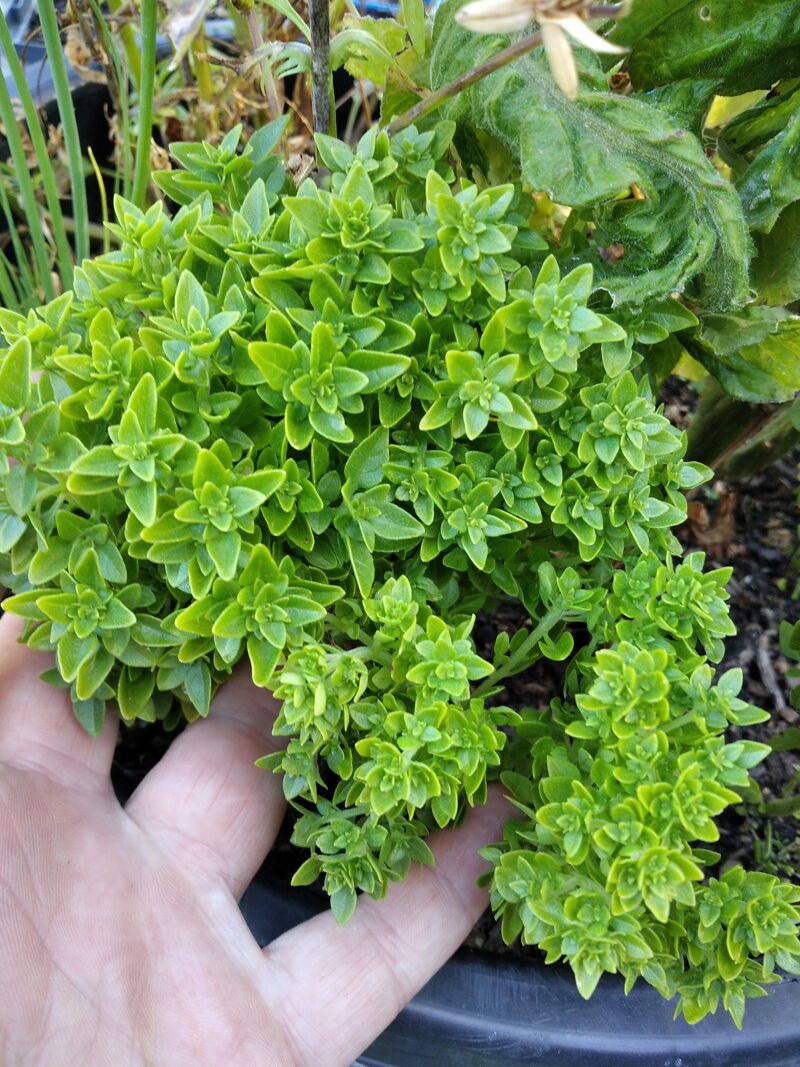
left=473, top=608, right=563, bottom=698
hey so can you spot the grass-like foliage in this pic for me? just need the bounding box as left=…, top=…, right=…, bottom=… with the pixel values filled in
left=1, top=122, right=798, bottom=1025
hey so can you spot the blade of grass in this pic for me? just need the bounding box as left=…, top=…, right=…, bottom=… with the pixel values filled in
left=191, top=31, right=215, bottom=139
left=86, top=0, right=134, bottom=200
left=0, top=83, right=54, bottom=300
left=244, top=9, right=282, bottom=123
left=0, top=249, right=27, bottom=308
left=0, top=178, right=39, bottom=304
left=107, top=0, right=142, bottom=88
left=0, top=7, right=73, bottom=290
left=37, top=0, right=90, bottom=265
left=87, top=147, right=110, bottom=254
left=0, top=245, right=22, bottom=311
left=132, top=0, right=158, bottom=208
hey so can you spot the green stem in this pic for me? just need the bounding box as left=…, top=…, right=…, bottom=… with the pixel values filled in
left=87, top=0, right=134, bottom=198
left=0, top=245, right=21, bottom=311
left=473, top=607, right=563, bottom=698
left=0, top=180, right=36, bottom=299
left=191, top=33, right=215, bottom=140
left=684, top=378, right=799, bottom=480
left=107, top=0, right=142, bottom=88
left=662, top=711, right=699, bottom=735
left=353, top=634, right=393, bottom=668
left=0, top=8, right=73, bottom=290
left=132, top=0, right=158, bottom=208
left=716, top=399, right=800, bottom=481
left=38, top=0, right=90, bottom=265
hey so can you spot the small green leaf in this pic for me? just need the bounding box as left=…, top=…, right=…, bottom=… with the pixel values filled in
left=73, top=696, right=106, bottom=737
left=345, top=427, right=389, bottom=490
left=125, top=481, right=157, bottom=527
left=291, top=857, right=322, bottom=886
left=4, top=465, right=36, bottom=517
left=0, top=337, right=31, bottom=410
left=248, top=636, right=281, bottom=688
left=183, top=662, right=212, bottom=716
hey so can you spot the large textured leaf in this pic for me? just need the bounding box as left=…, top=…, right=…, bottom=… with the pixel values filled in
left=737, top=113, right=800, bottom=233
left=644, top=79, right=722, bottom=136
left=685, top=308, right=800, bottom=402
left=611, top=0, right=800, bottom=94
left=722, top=82, right=800, bottom=156
left=753, top=202, right=800, bottom=306
left=429, top=0, right=749, bottom=308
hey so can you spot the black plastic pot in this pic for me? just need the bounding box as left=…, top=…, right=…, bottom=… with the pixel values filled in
left=240, top=876, right=800, bottom=1067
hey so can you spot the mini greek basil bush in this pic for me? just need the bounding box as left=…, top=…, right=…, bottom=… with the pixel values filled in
left=0, top=119, right=795, bottom=1027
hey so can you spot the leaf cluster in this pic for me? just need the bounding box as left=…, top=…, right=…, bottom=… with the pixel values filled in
left=485, top=552, right=799, bottom=1026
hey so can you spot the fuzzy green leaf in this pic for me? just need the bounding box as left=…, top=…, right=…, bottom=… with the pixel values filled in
left=611, top=0, right=800, bottom=94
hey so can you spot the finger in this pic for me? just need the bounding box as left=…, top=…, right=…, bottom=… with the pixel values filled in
left=0, top=613, right=118, bottom=791
left=266, top=790, right=512, bottom=1067
left=125, top=661, right=285, bottom=899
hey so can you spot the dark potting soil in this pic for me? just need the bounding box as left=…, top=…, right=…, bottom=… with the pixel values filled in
left=688, top=450, right=800, bottom=881
left=108, top=385, right=800, bottom=957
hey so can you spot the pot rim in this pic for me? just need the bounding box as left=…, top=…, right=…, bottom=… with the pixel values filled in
left=241, top=873, right=800, bottom=1067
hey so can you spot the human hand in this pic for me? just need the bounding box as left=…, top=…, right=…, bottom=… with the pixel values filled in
left=0, top=613, right=508, bottom=1066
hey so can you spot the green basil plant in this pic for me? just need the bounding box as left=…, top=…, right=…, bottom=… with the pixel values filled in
left=0, top=119, right=797, bottom=1027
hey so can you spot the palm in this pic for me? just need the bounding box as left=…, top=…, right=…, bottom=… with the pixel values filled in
left=0, top=614, right=506, bottom=1067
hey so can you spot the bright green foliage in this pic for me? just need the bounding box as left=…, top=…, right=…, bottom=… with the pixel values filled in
left=482, top=258, right=626, bottom=392
left=0, top=121, right=796, bottom=1026
left=484, top=557, right=798, bottom=1025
